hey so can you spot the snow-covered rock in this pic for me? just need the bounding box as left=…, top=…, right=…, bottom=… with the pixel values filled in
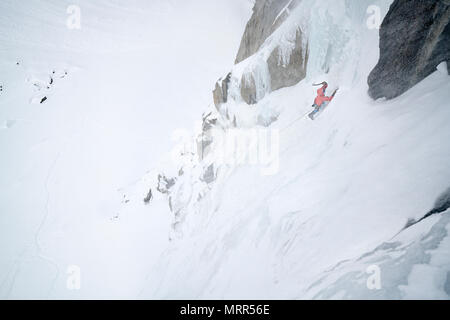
left=437, top=61, right=449, bottom=76
left=213, top=0, right=309, bottom=107
left=234, top=0, right=298, bottom=64
left=267, top=28, right=308, bottom=91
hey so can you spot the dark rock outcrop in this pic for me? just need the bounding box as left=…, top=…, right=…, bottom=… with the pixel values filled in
left=267, top=29, right=308, bottom=91
left=212, top=72, right=231, bottom=108
left=143, top=188, right=153, bottom=204
left=404, top=186, right=450, bottom=229
left=200, top=164, right=216, bottom=184
left=213, top=0, right=308, bottom=107
left=368, top=0, right=450, bottom=100
left=235, top=0, right=298, bottom=64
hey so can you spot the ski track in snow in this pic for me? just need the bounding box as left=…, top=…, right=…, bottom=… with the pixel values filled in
left=32, top=151, right=62, bottom=299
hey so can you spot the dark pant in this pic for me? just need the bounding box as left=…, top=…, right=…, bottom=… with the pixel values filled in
left=311, top=103, right=325, bottom=114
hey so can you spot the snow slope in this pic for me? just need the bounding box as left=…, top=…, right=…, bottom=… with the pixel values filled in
left=139, top=0, right=450, bottom=299
left=0, top=0, right=252, bottom=299
left=1, top=0, right=449, bottom=300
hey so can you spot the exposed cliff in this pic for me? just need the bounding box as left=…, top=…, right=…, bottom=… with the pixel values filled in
left=267, top=29, right=308, bottom=91
left=213, top=0, right=307, bottom=108
left=234, top=0, right=297, bottom=64
left=368, top=0, right=450, bottom=100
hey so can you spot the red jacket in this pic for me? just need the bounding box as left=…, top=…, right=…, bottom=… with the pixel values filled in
left=314, top=85, right=334, bottom=106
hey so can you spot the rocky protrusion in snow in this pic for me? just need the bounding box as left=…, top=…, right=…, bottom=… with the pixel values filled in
left=213, top=1, right=308, bottom=107
left=235, top=0, right=299, bottom=64
left=143, top=188, right=153, bottom=204
left=156, top=174, right=176, bottom=194
left=200, top=164, right=216, bottom=184
left=239, top=27, right=308, bottom=105
left=368, top=0, right=450, bottom=100
left=405, top=186, right=450, bottom=229
left=240, top=72, right=258, bottom=105
left=197, top=112, right=218, bottom=161
left=267, top=29, right=308, bottom=91
left=212, top=72, right=231, bottom=108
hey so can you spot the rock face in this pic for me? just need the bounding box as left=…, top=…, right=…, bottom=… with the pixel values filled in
left=368, top=0, right=450, bottom=100
left=200, top=164, right=215, bottom=184
left=240, top=72, right=258, bottom=105
left=212, top=0, right=308, bottom=108
left=235, top=0, right=296, bottom=64
left=267, top=29, right=308, bottom=91
left=212, top=72, right=231, bottom=107
left=197, top=112, right=217, bottom=160
left=156, top=174, right=176, bottom=194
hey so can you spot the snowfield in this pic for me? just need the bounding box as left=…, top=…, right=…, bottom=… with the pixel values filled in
left=1, top=0, right=449, bottom=299
left=141, top=64, right=450, bottom=299
left=0, top=0, right=252, bottom=299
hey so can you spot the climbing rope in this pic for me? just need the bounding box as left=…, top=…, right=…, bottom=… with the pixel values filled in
left=280, top=109, right=312, bottom=132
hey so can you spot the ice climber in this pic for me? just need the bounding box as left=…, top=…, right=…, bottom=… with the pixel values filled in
left=309, top=81, right=338, bottom=120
